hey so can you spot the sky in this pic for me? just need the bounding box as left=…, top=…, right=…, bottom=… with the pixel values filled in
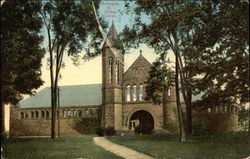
left=22, top=0, right=175, bottom=100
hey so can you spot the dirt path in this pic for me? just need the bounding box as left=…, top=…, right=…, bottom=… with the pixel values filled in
left=93, top=137, right=155, bottom=159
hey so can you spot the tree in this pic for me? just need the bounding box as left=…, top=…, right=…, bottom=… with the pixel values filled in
left=187, top=0, right=249, bottom=135
left=121, top=0, right=249, bottom=137
left=121, top=0, right=204, bottom=141
left=188, top=0, right=248, bottom=104
left=40, top=0, right=105, bottom=138
left=1, top=0, right=44, bottom=135
left=145, top=53, right=174, bottom=126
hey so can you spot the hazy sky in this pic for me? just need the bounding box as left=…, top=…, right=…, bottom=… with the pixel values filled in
left=23, top=0, right=175, bottom=100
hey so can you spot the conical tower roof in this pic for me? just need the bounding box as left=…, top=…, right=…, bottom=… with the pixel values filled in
left=106, top=21, right=119, bottom=43
left=102, top=21, right=124, bottom=52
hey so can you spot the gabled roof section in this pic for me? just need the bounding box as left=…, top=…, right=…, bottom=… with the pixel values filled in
left=124, top=53, right=152, bottom=75
left=19, top=84, right=102, bottom=108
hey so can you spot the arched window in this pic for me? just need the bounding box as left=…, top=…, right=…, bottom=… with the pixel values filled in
left=46, top=111, right=49, bottom=118
left=86, top=109, right=90, bottom=116
left=126, top=85, right=131, bottom=102
left=25, top=112, right=29, bottom=118
left=67, top=110, right=71, bottom=117
left=78, top=110, right=82, bottom=117
left=168, top=88, right=171, bottom=96
left=139, top=84, right=143, bottom=101
left=208, top=108, right=211, bottom=113
left=31, top=111, right=34, bottom=118
left=89, top=109, right=93, bottom=116
left=116, top=60, right=120, bottom=84
left=21, top=112, right=24, bottom=119
left=35, top=111, right=39, bottom=118
left=74, top=110, right=78, bottom=117
left=82, top=110, right=86, bottom=117
left=108, top=57, right=113, bottom=84
left=41, top=111, right=45, bottom=118
left=133, top=84, right=137, bottom=101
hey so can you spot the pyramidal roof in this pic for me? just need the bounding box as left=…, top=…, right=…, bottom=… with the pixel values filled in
left=106, top=21, right=119, bottom=42
left=19, top=84, right=102, bottom=108
left=102, top=22, right=124, bottom=51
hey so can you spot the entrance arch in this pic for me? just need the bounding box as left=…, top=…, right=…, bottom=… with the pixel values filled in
left=128, top=110, right=154, bottom=131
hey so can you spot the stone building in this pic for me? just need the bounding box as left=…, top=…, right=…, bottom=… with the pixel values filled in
left=10, top=23, right=239, bottom=136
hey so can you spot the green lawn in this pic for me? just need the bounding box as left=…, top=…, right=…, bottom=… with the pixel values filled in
left=108, top=132, right=250, bottom=159
left=2, top=136, right=122, bottom=159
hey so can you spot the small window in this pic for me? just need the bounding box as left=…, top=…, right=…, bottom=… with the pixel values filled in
left=78, top=110, right=82, bottom=117
left=74, top=110, right=78, bottom=117
left=35, top=111, right=39, bottom=118
left=86, top=109, right=89, bottom=116
left=133, top=84, right=137, bottom=101
left=31, top=111, right=34, bottom=118
left=67, top=110, right=71, bottom=117
left=89, top=109, right=93, bottom=116
left=139, top=84, right=143, bottom=101
left=81, top=110, right=85, bottom=117
left=46, top=111, right=49, bottom=118
left=25, top=112, right=29, bottom=118
left=115, top=60, right=120, bottom=84
left=168, top=88, right=171, bottom=96
left=108, top=57, right=113, bottom=84
left=208, top=108, right=211, bottom=113
left=21, top=112, right=24, bottom=119
left=41, top=111, right=45, bottom=118
left=126, top=85, right=131, bottom=102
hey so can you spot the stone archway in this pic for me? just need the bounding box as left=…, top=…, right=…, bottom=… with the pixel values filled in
left=128, top=110, right=154, bottom=132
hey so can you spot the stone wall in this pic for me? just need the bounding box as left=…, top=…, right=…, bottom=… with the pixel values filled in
left=104, top=104, right=114, bottom=127
left=10, top=106, right=100, bottom=136
left=192, top=105, right=239, bottom=132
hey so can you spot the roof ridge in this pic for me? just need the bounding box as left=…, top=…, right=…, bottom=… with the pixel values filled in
left=58, top=83, right=102, bottom=87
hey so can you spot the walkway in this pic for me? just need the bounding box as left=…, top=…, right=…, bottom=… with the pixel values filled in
left=93, top=137, right=155, bottom=159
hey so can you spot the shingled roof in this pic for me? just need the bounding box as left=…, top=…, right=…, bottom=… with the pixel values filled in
left=19, top=84, right=102, bottom=108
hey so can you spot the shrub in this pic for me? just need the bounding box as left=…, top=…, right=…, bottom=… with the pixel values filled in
left=1, top=132, right=9, bottom=139
left=95, top=127, right=105, bottom=136
left=105, top=127, right=116, bottom=136
left=73, top=117, right=100, bottom=134
left=95, top=127, right=116, bottom=136
left=238, top=107, right=249, bottom=132
left=163, top=123, right=179, bottom=133
left=192, top=115, right=212, bottom=135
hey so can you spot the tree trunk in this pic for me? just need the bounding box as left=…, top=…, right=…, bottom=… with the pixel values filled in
left=57, top=87, right=60, bottom=137
left=51, top=86, right=57, bottom=139
left=175, top=56, right=186, bottom=142
left=50, top=86, right=56, bottom=139
left=248, top=107, right=250, bottom=136
left=186, top=90, right=192, bottom=134
left=162, top=87, right=167, bottom=127
left=1, top=102, right=5, bottom=136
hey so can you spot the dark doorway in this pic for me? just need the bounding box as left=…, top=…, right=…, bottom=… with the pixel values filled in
left=129, top=110, right=154, bottom=132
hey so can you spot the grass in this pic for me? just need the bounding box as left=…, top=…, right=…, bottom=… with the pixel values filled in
left=108, top=132, right=250, bottom=159
left=2, top=135, right=122, bottom=159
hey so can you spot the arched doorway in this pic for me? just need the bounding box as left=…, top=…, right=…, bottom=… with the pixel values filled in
left=129, top=110, right=154, bottom=132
